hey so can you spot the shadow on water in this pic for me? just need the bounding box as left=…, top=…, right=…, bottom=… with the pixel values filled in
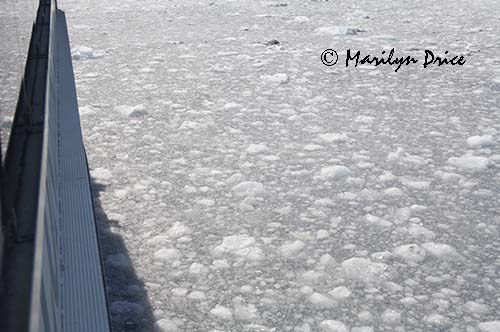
left=91, top=178, right=156, bottom=332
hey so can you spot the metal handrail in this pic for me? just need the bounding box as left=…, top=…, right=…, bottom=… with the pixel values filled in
left=29, top=0, right=61, bottom=330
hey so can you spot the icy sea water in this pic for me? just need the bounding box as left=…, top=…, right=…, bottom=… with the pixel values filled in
left=62, top=0, right=500, bottom=331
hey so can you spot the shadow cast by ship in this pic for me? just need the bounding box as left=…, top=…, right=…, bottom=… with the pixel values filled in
left=91, top=178, right=156, bottom=332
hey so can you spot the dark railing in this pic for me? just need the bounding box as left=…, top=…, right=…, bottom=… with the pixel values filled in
left=1, top=0, right=52, bottom=329
left=0, top=0, right=111, bottom=330
left=28, top=0, right=62, bottom=330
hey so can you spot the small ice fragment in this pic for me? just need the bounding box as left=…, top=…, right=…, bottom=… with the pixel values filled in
left=478, top=321, right=500, bottom=332
left=422, top=242, right=462, bottom=261
left=154, top=318, right=180, bottom=332
left=447, top=155, right=489, bottom=171
left=153, top=248, right=181, bottom=262
left=341, top=257, right=390, bottom=283
left=319, top=165, right=352, bottom=180
left=231, top=181, right=265, bottom=197
left=424, top=314, right=451, bottom=327
left=314, top=26, right=360, bottom=36
left=329, top=286, right=351, bottom=300
left=464, top=301, right=490, bottom=314
left=261, top=73, right=289, bottom=84
left=393, top=244, right=426, bottom=263
left=318, top=133, right=348, bottom=143
left=381, top=309, right=401, bottom=325
left=210, top=305, right=233, bottom=320
left=309, top=292, right=336, bottom=307
left=213, top=234, right=263, bottom=260
left=467, top=135, right=496, bottom=148
left=316, top=230, right=329, bottom=239
left=246, top=144, right=269, bottom=154
left=279, top=240, right=305, bottom=257
left=364, top=214, right=392, bottom=227
left=187, top=291, right=206, bottom=300
left=319, top=320, right=349, bottom=332
left=91, top=167, right=112, bottom=180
